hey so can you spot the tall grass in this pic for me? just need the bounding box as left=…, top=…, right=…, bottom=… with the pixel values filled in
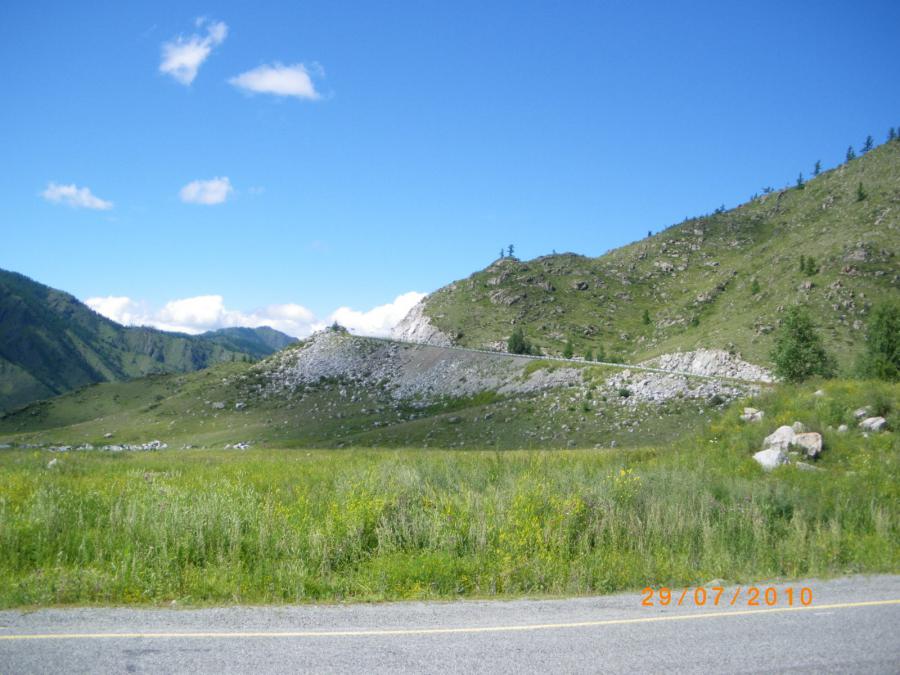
left=0, top=380, right=896, bottom=607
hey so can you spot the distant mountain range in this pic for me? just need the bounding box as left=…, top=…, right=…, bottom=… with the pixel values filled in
left=0, top=269, right=295, bottom=412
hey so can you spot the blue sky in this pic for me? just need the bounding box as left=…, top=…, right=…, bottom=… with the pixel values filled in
left=2, top=0, right=899, bottom=336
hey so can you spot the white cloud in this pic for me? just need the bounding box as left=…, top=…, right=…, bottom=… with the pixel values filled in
left=179, top=177, right=233, bottom=205
left=160, top=18, right=228, bottom=85
left=229, top=63, right=321, bottom=100
left=323, top=292, right=426, bottom=337
left=42, top=182, right=113, bottom=210
left=84, top=291, right=424, bottom=339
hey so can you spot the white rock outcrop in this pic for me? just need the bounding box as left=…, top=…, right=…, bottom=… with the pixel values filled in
left=390, top=299, right=454, bottom=346
left=641, top=349, right=774, bottom=382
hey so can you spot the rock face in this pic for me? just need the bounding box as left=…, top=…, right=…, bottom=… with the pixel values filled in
left=764, top=426, right=797, bottom=452
left=860, top=416, right=887, bottom=432
left=390, top=299, right=454, bottom=347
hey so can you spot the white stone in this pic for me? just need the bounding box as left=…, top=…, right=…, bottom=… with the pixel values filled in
left=740, top=407, right=764, bottom=422
left=853, top=407, right=871, bottom=419
left=860, top=416, right=886, bottom=432
left=791, top=421, right=807, bottom=433
left=793, top=432, right=823, bottom=458
left=837, top=424, right=848, bottom=433
left=763, top=425, right=796, bottom=451
left=814, top=390, right=825, bottom=397
left=753, top=448, right=788, bottom=470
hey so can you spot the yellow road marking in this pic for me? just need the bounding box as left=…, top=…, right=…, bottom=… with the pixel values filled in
left=0, top=599, right=897, bottom=641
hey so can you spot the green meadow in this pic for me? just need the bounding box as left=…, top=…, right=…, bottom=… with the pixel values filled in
left=0, top=380, right=896, bottom=608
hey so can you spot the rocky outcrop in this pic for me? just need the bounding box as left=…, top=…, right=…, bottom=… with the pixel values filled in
left=258, top=330, right=580, bottom=403
left=641, top=349, right=774, bottom=382
left=390, top=299, right=454, bottom=346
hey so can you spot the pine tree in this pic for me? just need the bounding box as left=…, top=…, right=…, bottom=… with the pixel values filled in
left=857, top=182, right=867, bottom=202
left=595, top=344, right=606, bottom=361
left=813, top=160, right=821, bottom=176
left=796, top=172, right=805, bottom=189
left=499, top=248, right=504, bottom=259
left=863, top=135, right=874, bottom=153
left=856, top=301, right=900, bottom=381
left=562, top=339, right=574, bottom=359
left=888, top=127, right=896, bottom=142
left=584, top=348, right=593, bottom=362
left=750, top=278, right=761, bottom=295
left=846, top=146, right=856, bottom=162
left=507, top=244, right=514, bottom=258
left=642, top=309, right=651, bottom=325
left=771, top=306, right=836, bottom=382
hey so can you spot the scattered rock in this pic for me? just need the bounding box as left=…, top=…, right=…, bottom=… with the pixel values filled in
left=860, top=417, right=887, bottom=432
left=793, top=432, right=823, bottom=458
left=837, top=424, right=848, bottom=433
left=763, top=426, right=796, bottom=452
left=740, top=407, right=764, bottom=422
left=47, top=458, right=59, bottom=469
left=234, top=401, right=246, bottom=410
left=853, top=407, right=870, bottom=419
left=814, top=390, right=825, bottom=397
left=753, top=448, right=788, bottom=470
left=103, top=432, right=114, bottom=438
left=211, top=401, right=225, bottom=410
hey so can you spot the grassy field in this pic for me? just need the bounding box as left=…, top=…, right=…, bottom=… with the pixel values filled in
left=0, top=380, right=896, bottom=608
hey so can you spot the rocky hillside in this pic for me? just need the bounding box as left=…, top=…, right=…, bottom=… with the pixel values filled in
left=0, top=269, right=294, bottom=412
left=395, top=139, right=900, bottom=371
left=0, top=328, right=770, bottom=450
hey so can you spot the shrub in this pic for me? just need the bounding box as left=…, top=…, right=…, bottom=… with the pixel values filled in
left=508, top=328, right=535, bottom=355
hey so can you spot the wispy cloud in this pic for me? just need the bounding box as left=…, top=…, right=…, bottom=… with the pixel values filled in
left=42, top=182, right=113, bottom=210
left=179, top=177, right=233, bottom=205
left=85, top=291, right=425, bottom=339
left=160, top=18, right=228, bottom=85
left=229, top=63, right=321, bottom=100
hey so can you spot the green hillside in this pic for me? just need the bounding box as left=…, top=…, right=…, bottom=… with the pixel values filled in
left=0, top=269, right=293, bottom=412
left=200, top=326, right=297, bottom=358
left=421, top=140, right=900, bottom=369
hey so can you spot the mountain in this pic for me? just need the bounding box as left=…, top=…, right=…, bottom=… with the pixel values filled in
left=394, top=139, right=900, bottom=372
left=200, top=326, right=297, bottom=358
left=0, top=269, right=293, bottom=412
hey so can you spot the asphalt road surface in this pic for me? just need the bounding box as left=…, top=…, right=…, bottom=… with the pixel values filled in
left=1, top=576, right=898, bottom=674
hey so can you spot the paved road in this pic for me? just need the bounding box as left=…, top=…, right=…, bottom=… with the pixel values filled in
left=1, top=576, right=898, bottom=674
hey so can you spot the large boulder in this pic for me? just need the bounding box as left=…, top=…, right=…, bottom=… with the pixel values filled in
left=753, top=448, right=789, bottom=471
left=763, top=426, right=796, bottom=452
